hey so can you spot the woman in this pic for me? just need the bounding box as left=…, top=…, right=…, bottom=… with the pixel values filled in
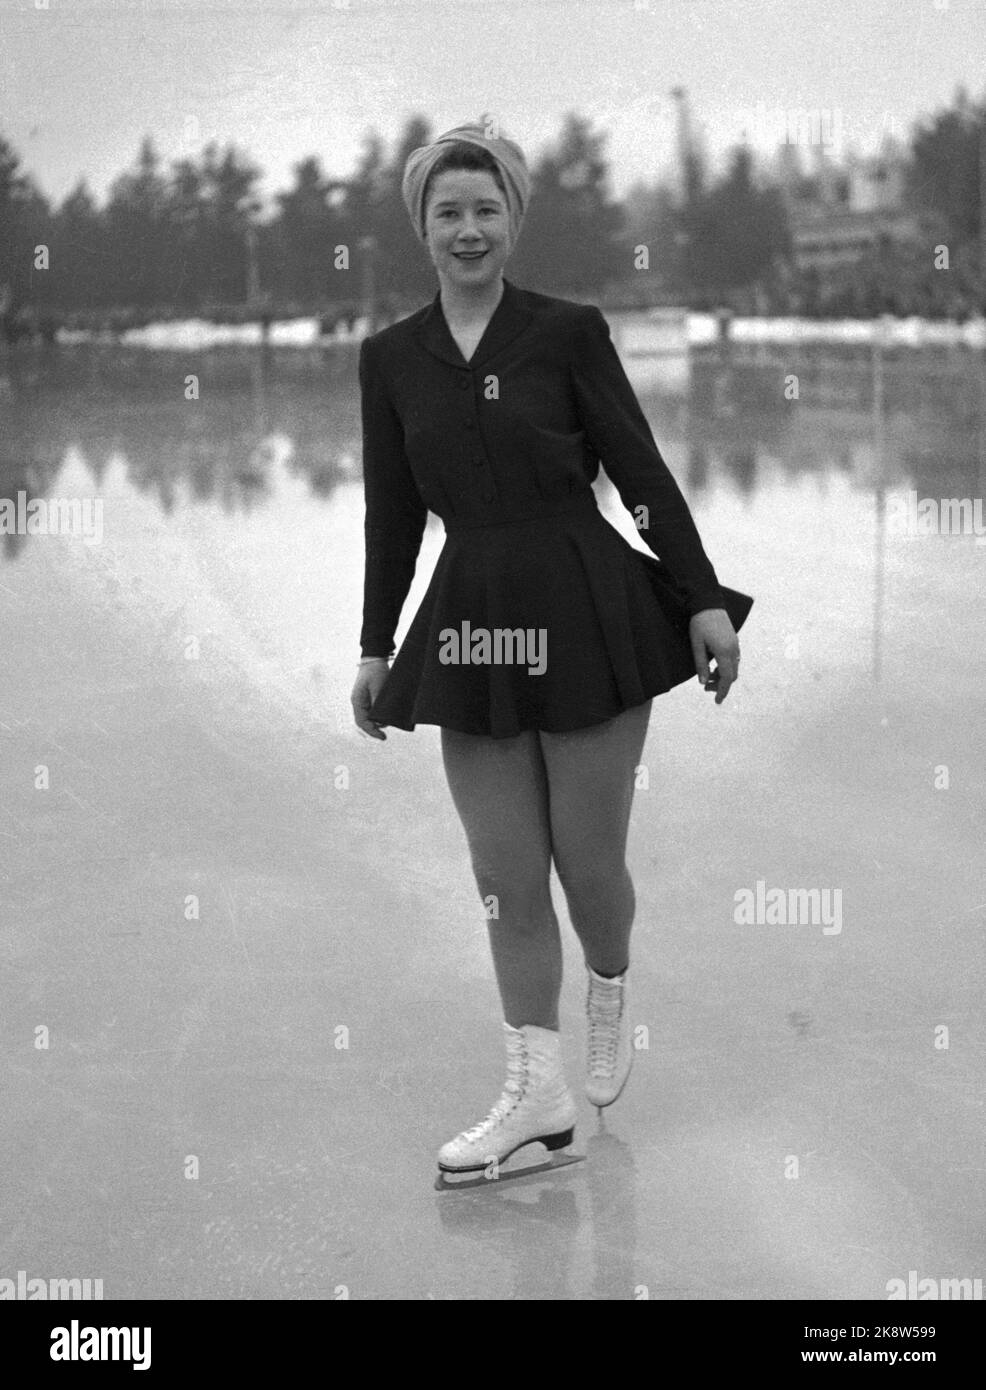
left=351, top=122, right=752, bottom=1179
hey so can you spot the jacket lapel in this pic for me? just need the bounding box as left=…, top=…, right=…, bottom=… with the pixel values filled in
left=411, top=276, right=534, bottom=370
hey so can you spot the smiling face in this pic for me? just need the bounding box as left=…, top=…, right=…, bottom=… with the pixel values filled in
left=422, top=167, right=513, bottom=293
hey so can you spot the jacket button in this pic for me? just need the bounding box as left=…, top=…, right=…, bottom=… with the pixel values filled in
left=464, top=419, right=476, bottom=429
left=457, top=377, right=470, bottom=390
left=483, top=492, right=495, bottom=503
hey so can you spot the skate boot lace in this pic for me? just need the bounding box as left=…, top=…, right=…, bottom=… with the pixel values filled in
left=588, top=980, right=625, bottom=1077
left=458, top=1034, right=529, bottom=1143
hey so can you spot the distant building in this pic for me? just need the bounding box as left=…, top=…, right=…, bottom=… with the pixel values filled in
left=784, top=135, right=936, bottom=278
left=791, top=206, right=934, bottom=276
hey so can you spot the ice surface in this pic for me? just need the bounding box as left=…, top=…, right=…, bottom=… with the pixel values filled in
left=1, top=345, right=983, bottom=1300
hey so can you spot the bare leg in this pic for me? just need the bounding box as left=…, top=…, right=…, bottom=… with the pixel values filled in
left=538, top=700, right=652, bottom=976
left=440, top=727, right=561, bottom=1030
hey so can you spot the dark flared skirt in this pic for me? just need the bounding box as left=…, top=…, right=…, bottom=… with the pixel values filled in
left=369, top=492, right=753, bottom=739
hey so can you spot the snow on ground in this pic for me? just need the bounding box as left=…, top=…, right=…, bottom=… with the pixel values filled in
left=52, top=312, right=986, bottom=353
left=688, top=313, right=986, bottom=350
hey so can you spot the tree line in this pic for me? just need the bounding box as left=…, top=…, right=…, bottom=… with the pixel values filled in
left=0, top=97, right=982, bottom=335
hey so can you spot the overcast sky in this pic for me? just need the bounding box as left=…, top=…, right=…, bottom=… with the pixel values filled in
left=2, top=0, right=983, bottom=213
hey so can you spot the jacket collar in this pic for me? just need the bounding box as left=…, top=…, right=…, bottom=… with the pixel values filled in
left=411, top=275, right=533, bottom=370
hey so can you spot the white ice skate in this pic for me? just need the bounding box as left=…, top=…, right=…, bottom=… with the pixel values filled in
left=585, top=964, right=633, bottom=1110
left=436, top=1022, right=580, bottom=1189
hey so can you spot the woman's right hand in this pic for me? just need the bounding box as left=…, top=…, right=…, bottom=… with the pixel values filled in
left=351, top=659, right=390, bottom=740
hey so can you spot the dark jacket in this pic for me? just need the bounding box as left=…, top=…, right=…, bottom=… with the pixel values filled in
left=358, top=275, right=727, bottom=658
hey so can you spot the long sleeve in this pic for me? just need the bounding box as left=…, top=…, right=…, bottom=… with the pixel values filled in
left=570, top=305, right=726, bottom=617
left=358, top=336, right=428, bottom=657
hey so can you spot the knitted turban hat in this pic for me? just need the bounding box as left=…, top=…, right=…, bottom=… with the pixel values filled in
left=401, top=121, right=531, bottom=244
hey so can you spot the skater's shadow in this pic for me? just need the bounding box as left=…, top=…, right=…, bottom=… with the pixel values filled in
left=435, top=1118, right=640, bottom=1298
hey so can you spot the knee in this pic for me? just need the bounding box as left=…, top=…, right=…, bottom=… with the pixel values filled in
left=469, top=852, right=552, bottom=921
left=555, top=849, right=630, bottom=907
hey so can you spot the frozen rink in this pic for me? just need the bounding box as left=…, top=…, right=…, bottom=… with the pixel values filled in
left=2, top=346, right=984, bottom=1300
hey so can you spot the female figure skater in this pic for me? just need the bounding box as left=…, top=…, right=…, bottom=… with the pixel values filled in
left=351, top=122, right=752, bottom=1180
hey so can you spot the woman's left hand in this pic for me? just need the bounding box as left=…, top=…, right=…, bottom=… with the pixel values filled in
left=689, top=608, right=740, bottom=705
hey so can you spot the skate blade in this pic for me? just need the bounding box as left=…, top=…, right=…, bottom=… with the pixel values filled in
left=434, top=1152, right=585, bottom=1193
